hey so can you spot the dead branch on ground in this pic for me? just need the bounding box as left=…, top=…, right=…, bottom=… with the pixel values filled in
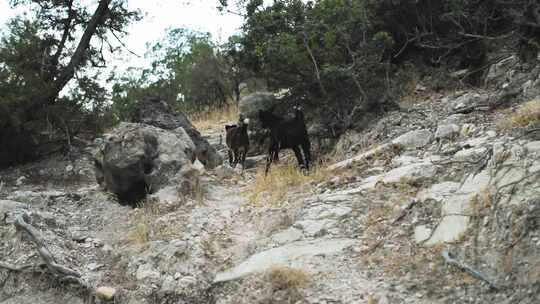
left=0, top=212, right=96, bottom=302
left=442, top=250, right=498, bottom=290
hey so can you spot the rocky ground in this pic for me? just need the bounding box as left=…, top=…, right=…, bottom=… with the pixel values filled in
left=1, top=56, right=540, bottom=304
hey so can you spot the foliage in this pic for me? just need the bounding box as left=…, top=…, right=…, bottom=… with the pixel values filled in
left=110, top=28, right=240, bottom=119
left=220, top=0, right=540, bottom=132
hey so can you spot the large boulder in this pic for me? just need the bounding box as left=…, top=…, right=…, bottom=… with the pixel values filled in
left=132, top=96, right=222, bottom=169
left=94, top=122, right=196, bottom=206
left=238, top=92, right=282, bottom=153
left=238, top=92, right=279, bottom=122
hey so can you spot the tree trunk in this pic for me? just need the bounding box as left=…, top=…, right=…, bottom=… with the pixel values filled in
left=53, top=0, right=110, bottom=97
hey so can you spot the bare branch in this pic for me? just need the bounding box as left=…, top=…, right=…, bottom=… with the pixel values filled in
left=442, top=250, right=498, bottom=290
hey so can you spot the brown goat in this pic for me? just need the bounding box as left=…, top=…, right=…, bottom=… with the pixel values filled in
left=225, top=116, right=250, bottom=168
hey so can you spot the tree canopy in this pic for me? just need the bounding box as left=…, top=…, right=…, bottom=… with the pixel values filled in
left=0, top=0, right=140, bottom=167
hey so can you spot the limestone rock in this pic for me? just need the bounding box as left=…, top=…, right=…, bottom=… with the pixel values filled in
left=94, top=122, right=196, bottom=205
left=238, top=92, right=278, bottom=120
left=271, top=227, right=303, bottom=244
left=215, top=164, right=235, bottom=179
left=447, top=92, right=490, bottom=113
left=214, top=239, right=355, bottom=283
left=485, top=55, right=518, bottom=85
left=95, top=286, right=116, bottom=301
left=392, top=129, right=433, bottom=149
left=435, top=124, right=460, bottom=140
left=414, top=225, right=433, bottom=243
left=0, top=200, right=26, bottom=222
left=136, top=263, right=160, bottom=281
left=132, top=96, right=222, bottom=169
left=329, top=143, right=400, bottom=170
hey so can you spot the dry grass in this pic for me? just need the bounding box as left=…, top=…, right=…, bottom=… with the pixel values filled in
left=245, top=161, right=344, bottom=206
left=263, top=266, right=310, bottom=290
left=189, top=103, right=239, bottom=131
left=245, top=164, right=311, bottom=206
left=498, top=98, right=540, bottom=130
left=128, top=201, right=182, bottom=244
left=468, top=187, right=493, bottom=215
left=361, top=244, right=445, bottom=277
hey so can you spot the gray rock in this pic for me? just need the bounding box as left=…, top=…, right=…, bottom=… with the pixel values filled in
left=392, top=129, right=433, bottom=149
left=414, top=225, right=433, bottom=243
left=94, top=122, right=196, bottom=206
left=341, top=161, right=437, bottom=192
left=447, top=93, right=490, bottom=112
left=136, top=263, right=160, bottom=281
left=454, top=147, right=488, bottom=162
left=391, top=155, right=421, bottom=167
left=425, top=215, right=470, bottom=245
left=329, top=143, right=399, bottom=170
left=69, top=227, right=89, bottom=242
left=425, top=170, right=490, bottom=245
left=132, top=96, right=222, bottom=169
left=382, top=162, right=437, bottom=184
left=294, top=219, right=337, bottom=237
left=485, top=55, right=518, bottom=85
left=525, top=141, right=540, bottom=155
left=160, top=275, right=177, bottom=294
left=213, top=239, right=355, bottom=282
left=16, top=176, right=26, bottom=186
left=271, top=227, right=303, bottom=244
left=238, top=92, right=278, bottom=120
left=215, top=164, right=235, bottom=179
left=302, top=204, right=352, bottom=220
left=0, top=200, right=26, bottom=222
left=417, top=182, right=460, bottom=203
left=435, top=124, right=460, bottom=140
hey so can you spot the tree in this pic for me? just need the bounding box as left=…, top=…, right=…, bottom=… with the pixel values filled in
left=0, top=0, right=140, bottom=167
left=111, top=28, right=237, bottom=115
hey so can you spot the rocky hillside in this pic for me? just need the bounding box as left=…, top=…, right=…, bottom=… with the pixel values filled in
left=1, top=55, right=540, bottom=304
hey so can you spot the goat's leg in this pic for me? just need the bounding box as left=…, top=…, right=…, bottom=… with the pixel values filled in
left=264, top=154, right=272, bottom=176
left=232, top=148, right=239, bottom=168
left=241, top=147, right=248, bottom=170
left=228, top=149, right=234, bottom=166
left=301, top=141, right=312, bottom=172
left=292, top=146, right=305, bottom=170
left=265, top=148, right=276, bottom=176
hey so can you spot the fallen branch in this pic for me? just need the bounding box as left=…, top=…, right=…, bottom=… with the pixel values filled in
left=0, top=261, right=46, bottom=272
left=14, top=214, right=82, bottom=279
left=442, top=250, right=498, bottom=290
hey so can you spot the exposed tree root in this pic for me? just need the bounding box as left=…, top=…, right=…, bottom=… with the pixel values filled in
left=0, top=213, right=97, bottom=303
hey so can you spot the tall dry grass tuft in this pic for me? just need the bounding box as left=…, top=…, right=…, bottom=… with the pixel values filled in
left=128, top=201, right=182, bottom=244
left=189, top=103, right=239, bottom=131
left=498, top=98, right=540, bottom=130
left=263, top=266, right=310, bottom=290
left=245, top=160, right=344, bottom=206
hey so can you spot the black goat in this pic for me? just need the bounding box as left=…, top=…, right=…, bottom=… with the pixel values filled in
left=225, top=116, right=250, bottom=168
left=258, top=106, right=311, bottom=175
